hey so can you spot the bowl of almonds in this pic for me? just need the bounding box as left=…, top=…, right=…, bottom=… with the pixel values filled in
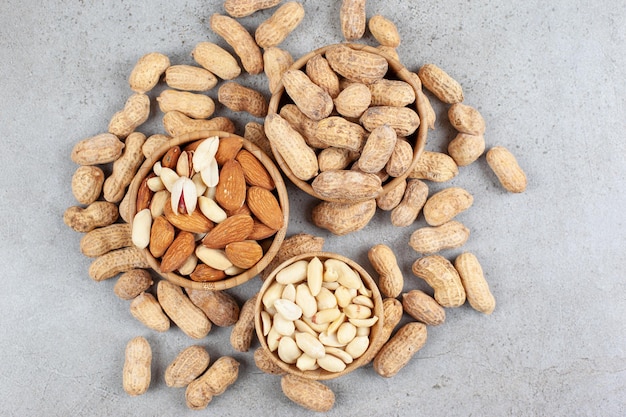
left=254, top=251, right=384, bottom=380
left=266, top=42, right=428, bottom=203
left=126, top=130, right=289, bottom=291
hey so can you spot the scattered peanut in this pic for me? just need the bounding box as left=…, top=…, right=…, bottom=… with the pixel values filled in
left=412, top=255, right=466, bottom=308
left=418, top=63, right=464, bottom=104
left=210, top=13, right=264, bottom=75
left=281, top=374, right=335, bottom=412
left=408, top=151, right=459, bottom=183
left=108, top=93, right=150, bottom=139
left=368, top=15, right=401, bottom=47
left=422, top=187, right=473, bottom=226
left=71, top=133, right=125, bottom=166
left=165, top=345, right=210, bottom=388
left=218, top=82, right=268, bottom=118
left=157, top=280, right=212, bottom=339
left=128, top=52, right=170, bottom=93
left=64, top=201, right=119, bottom=233
left=224, top=0, right=282, bottom=18
left=340, top=0, right=366, bottom=41
left=230, top=293, right=258, bottom=352
left=191, top=41, right=241, bottom=80
left=448, top=133, right=485, bottom=166
left=486, top=146, right=527, bottom=193
left=255, top=1, right=305, bottom=48
left=454, top=252, right=496, bottom=314
left=373, top=322, right=427, bottom=378
left=114, top=269, right=153, bottom=300
left=123, top=336, right=152, bottom=396
left=402, top=290, right=445, bottom=325
left=390, top=179, right=428, bottom=227
left=408, top=220, right=470, bottom=254
left=185, top=356, right=240, bottom=410
left=71, top=165, right=104, bottom=205
left=368, top=244, right=404, bottom=298
left=164, top=64, right=218, bottom=91
left=104, top=132, right=146, bottom=203
left=130, top=292, right=171, bottom=332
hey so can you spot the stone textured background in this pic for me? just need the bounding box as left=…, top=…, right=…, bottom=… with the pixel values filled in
left=0, top=1, right=624, bottom=415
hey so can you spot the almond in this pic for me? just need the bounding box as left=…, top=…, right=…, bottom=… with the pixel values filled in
left=164, top=202, right=214, bottom=233
left=215, top=159, right=247, bottom=211
left=247, top=220, right=278, bottom=240
left=190, top=263, right=227, bottom=282
left=136, top=173, right=155, bottom=212
left=160, top=231, right=196, bottom=273
left=246, top=186, right=283, bottom=230
left=235, top=149, right=275, bottom=190
left=149, top=216, right=175, bottom=258
left=201, top=213, right=254, bottom=249
left=215, top=136, right=244, bottom=165
left=225, top=240, right=264, bottom=269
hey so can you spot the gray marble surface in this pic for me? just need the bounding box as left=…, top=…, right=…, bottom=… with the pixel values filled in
left=1, top=1, right=624, bottom=416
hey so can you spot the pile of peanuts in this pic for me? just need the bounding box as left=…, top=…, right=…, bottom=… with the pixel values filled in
left=64, top=0, right=528, bottom=413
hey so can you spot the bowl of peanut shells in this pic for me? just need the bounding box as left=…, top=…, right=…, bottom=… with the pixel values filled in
left=126, top=130, right=289, bottom=291
left=266, top=42, right=428, bottom=204
left=254, top=251, right=384, bottom=380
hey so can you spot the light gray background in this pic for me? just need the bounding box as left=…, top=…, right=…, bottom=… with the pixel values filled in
left=1, top=1, right=624, bottom=416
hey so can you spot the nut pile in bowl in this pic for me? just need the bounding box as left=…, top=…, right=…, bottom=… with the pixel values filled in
left=127, top=130, right=289, bottom=291
left=254, top=252, right=384, bottom=380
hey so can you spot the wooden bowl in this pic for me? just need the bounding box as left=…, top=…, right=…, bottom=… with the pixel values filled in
left=254, top=252, right=384, bottom=380
left=267, top=42, right=428, bottom=203
left=127, top=130, right=289, bottom=290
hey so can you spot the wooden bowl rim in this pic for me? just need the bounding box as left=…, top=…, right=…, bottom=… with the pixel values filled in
left=267, top=42, right=428, bottom=203
left=126, top=130, right=289, bottom=291
left=254, top=251, right=385, bottom=380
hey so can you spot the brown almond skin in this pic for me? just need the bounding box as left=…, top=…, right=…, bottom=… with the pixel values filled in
left=190, top=264, right=227, bottom=282
left=149, top=216, right=175, bottom=258
left=236, top=149, right=275, bottom=190
left=373, top=322, right=427, bottom=378
left=247, top=186, right=284, bottom=230
left=201, top=214, right=254, bottom=249
left=225, top=240, right=264, bottom=269
left=215, top=135, right=244, bottom=166
left=163, top=203, right=214, bottom=234
left=160, top=231, right=196, bottom=273
left=215, top=159, right=247, bottom=212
